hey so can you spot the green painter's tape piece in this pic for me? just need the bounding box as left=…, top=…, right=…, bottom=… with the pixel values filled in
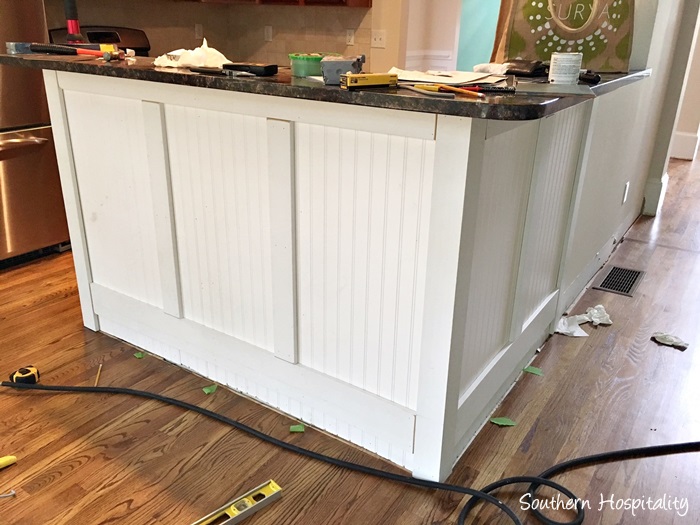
left=523, top=366, right=543, bottom=376
left=133, top=352, right=145, bottom=359
left=202, top=384, right=218, bottom=395
left=490, top=417, right=516, bottom=427
left=290, top=424, right=305, bottom=433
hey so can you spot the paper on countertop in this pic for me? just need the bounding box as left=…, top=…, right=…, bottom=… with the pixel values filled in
left=153, top=38, right=231, bottom=68
left=555, top=304, right=612, bottom=337
left=389, top=67, right=494, bottom=85
left=473, top=63, right=510, bottom=75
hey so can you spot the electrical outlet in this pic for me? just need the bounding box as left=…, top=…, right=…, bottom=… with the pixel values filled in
left=195, top=23, right=204, bottom=40
left=346, top=29, right=355, bottom=46
left=264, top=26, right=273, bottom=42
left=371, top=29, right=386, bottom=49
left=622, top=181, right=630, bottom=204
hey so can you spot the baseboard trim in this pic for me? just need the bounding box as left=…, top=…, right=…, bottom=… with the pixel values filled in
left=405, top=50, right=455, bottom=71
left=557, top=236, right=616, bottom=320
left=91, top=283, right=417, bottom=469
left=670, top=130, right=699, bottom=160
left=643, top=172, right=669, bottom=216
left=451, top=292, right=557, bottom=467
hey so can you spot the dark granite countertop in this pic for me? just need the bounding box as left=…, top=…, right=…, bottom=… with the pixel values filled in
left=0, top=54, right=651, bottom=121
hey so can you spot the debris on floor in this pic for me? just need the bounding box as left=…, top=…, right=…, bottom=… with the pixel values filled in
left=202, top=384, right=218, bottom=395
left=523, top=366, right=543, bottom=376
left=0, top=489, right=16, bottom=499
left=289, top=424, right=305, bottom=433
left=651, top=332, right=689, bottom=351
left=555, top=304, right=612, bottom=337
left=490, top=417, right=516, bottom=427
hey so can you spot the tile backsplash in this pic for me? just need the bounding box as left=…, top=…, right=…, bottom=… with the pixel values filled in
left=44, top=0, right=371, bottom=68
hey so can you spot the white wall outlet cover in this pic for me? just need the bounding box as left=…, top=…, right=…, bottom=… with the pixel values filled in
left=371, top=30, right=386, bottom=49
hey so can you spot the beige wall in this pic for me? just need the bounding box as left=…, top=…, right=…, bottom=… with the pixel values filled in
left=405, top=0, right=460, bottom=70
left=678, top=44, right=700, bottom=133
left=368, top=0, right=408, bottom=71
left=671, top=25, right=700, bottom=160
left=44, top=0, right=375, bottom=69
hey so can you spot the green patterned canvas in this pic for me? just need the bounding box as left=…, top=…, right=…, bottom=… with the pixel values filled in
left=503, top=0, right=634, bottom=72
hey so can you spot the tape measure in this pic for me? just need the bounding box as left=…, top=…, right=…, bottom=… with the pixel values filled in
left=0, top=456, right=17, bottom=470
left=9, top=366, right=40, bottom=384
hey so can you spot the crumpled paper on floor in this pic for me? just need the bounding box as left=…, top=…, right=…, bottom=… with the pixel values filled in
left=153, top=38, right=231, bottom=68
left=555, top=304, right=612, bottom=337
left=651, top=332, right=689, bottom=350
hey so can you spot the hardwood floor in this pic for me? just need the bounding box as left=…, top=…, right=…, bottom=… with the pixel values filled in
left=1, top=157, right=699, bottom=524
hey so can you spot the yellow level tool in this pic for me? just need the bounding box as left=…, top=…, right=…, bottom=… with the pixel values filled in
left=340, top=73, right=398, bottom=90
left=191, top=480, right=282, bottom=525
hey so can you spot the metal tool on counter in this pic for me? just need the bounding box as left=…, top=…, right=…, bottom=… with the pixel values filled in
left=6, top=42, right=124, bottom=61
left=189, top=67, right=255, bottom=77
left=320, top=55, right=365, bottom=85
left=459, top=85, right=516, bottom=93
left=224, top=62, right=278, bottom=76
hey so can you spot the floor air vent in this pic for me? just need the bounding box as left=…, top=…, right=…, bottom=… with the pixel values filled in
left=593, top=266, right=645, bottom=297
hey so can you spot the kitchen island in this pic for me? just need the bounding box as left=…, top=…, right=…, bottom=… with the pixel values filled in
left=0, top=54, right=649, bottom=481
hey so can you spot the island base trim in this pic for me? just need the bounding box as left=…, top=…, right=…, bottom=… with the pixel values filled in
left=451, top=291, right=557, bottom=472
left=91, top=283, right=417, bottom=470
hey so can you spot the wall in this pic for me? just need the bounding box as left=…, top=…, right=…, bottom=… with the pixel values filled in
left=228, top=5, right=371, bottom=67
left=405, top=0, right=461, bottom=70
left=559, top=0, right=700, bottom=313
left=455, top=0, right=499, bottom=70
left=671, top=25, right=700, bottom=160
left=44, top=0, right=231, bottom=57
left=43, top=0, right=373, bottom=69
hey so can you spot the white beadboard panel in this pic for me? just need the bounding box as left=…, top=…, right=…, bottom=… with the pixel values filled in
left=295, top=123, right=435, bottom=410
left=458, top=120, right=539, bottom=395
left=164, top=105, right=274, bottom=351
left=63, top=90, right=162, bottom=308
left=512, top=106, right=588, bottom=332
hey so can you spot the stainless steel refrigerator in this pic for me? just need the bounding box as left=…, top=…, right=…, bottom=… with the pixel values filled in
left=0, top=0, right=69, bottom=261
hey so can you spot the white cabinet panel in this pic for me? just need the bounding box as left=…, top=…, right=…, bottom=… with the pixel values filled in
left=165, top=105, right=274, bottom=351
left=295, top=123, right=435, bottom=409
left=64, top=90, right=162, bottom=308
left=515, top=105, right=588, bottom=330
left=459, top=121, right=539, bottom=394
